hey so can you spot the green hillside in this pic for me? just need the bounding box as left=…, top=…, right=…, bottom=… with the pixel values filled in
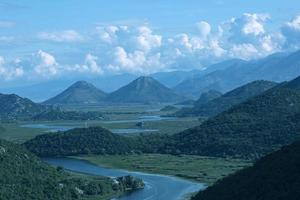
left=192, top=140, right=300, bottom=200
left=0, top=138, right=143, bottom=200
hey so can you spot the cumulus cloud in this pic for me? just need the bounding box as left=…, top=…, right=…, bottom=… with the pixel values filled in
left=73, top=53, right=103, bottom=74
left=37, top=30, right=83, bottom=42
left=281, top=15, right=300, bottom=49
left=196, top=21, right=211, bottom=38
left=34, top=50, right=59, bottom=76
left=135, top=26, right=162, bottom=51
left=0, top=56, right=24, bottom=80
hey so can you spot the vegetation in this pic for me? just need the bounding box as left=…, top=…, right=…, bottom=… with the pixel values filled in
left=24, top=127, right=140, bottom=157
left=192, top=140, right=300, bottom=200
left=160, top=105, right=178, bottom=112
left=161, top=78, right=300, bottom=159
left=32, top=110, right=104, bottom=121
left=44, top=81, right=107, bottom=105
left=175, top=80, right=277, bottom=117
left=0, top=138, right=144, bottom=200
left=76, top=154, right=250, bottom=184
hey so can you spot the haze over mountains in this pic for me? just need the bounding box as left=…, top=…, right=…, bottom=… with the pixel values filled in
left=2, top=50, right=300, bottom=102
left=44, top=81, right=107, bottom=105
left=176, top=80, right=277, bottom=117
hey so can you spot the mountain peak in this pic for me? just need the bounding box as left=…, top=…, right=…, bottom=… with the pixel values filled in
left=106, top=76, right=186, bottom=103
left=44, top=81, right=106, bottom=105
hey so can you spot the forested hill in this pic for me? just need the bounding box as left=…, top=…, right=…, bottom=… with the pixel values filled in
left=175, top=80, right=277, bottom=117
left=0, top=138, right=144, bottom=199
left=192, top=140, right=300, bottom=200
left=24, top=127, right=140, bottom=156
left=163, top=76, right=300, bottom=159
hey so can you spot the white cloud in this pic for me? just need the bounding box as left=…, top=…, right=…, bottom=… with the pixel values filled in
left=135, top=26, right=162, bottom=51
left=34, top=50, right=58, bottom=76
left=73, top=53, right=103, bottom=74
left=37, top=30, right=83, bottom=42
left=281, top=15, right=300, bottom=49
left=196, top=21, right=211, bottom=38
left=0, top=56, right=24, bottom=80
left=229, top=43, right=259, bottom=60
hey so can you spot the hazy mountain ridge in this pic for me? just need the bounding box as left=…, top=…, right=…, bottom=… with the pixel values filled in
left=176, top=80, right=277, bottom=117
left=105, top=76, right=186, bottom=103
left=174, top=50, right=300, bottom=98
left=44, top=81, right=107, bottom=105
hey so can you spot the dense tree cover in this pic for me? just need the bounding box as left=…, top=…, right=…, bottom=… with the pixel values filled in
left=162, top=79, right=300, bottom=159
left=24, top=127, right=141, bottom=156
left=0, top=138, right=144, bottom=200
left=175, top=80, right=277, bottom=117
left=192, top=140, right=300, bottom=200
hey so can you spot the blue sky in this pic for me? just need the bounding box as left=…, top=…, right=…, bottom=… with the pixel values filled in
left=1, top=0, right=300, bottom=84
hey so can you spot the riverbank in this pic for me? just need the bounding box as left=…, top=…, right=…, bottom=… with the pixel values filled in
left=73, top=154, right=251, bottom=185
left=45, top=157, right=204, bottom=200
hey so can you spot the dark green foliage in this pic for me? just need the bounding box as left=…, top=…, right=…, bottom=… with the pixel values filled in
left=163, top=78, right=300, bottom=159
left=106, top=76, right=185, bottom=103
left=44, top=81, right=107, bottom=105
left=192, top=140, right=300, bottom=200
left=24, top=127, right=139, bottom=157
left=176, top=80, right=277, bottom=117
left=0, top=138, right=144, bottom=200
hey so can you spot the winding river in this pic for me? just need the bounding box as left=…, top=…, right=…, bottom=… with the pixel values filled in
left=44, top=158, right=205, bottom=200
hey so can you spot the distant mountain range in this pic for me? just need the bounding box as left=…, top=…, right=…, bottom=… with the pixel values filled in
left=44, top=81, right=107, bottom=105
left=173, top=50, right=300, bottom=99
left=176, top=80, right=277, bottom=117
left=105, top=76, right=185, bottom=104
left=192, top=140, right=300, bottom=200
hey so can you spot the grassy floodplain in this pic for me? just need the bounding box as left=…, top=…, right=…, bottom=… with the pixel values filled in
left=75, top=154, right=251, bottom=185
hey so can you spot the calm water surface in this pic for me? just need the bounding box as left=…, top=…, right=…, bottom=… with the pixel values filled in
left=44, top=158, right=205, bottom=200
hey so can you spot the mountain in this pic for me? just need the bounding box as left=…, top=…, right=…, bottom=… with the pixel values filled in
left=192, top=140, right=300, bottom=200
left=174, top=51, right=300, bottom=98
left=106, top=76, right=186, bottom=103
left=194, top=90, right=222, bottom=106
left=0, top=138, right=144, bottom=199
left=44, top=81, right=107, bottom=105
left=162, top=76, right=300, bottom=159
left=176, top=80, right=277, bottom=117
left=0, top=93, right=49, bottom=120
left=174, top=59, right=247, bottom=98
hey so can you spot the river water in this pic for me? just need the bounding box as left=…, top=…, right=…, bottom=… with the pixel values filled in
left=44, top=158, right=205, bottom=200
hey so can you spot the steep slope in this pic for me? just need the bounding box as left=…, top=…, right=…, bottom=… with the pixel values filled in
left=106, top=76, right=185, bottom=103
left=192, top=140, right=300, bottom=200
left=0, top=138, right=143, bottom=199
left=163, top=76, right=300, bottom=159
left=0, top=93, right=49, bottom=120
left=44, top=81, right=107, bottom=105
left=176, top=80, right=277, bottom=117
left=174, top=51, right=300, bottom=98
left=194, top=90, right=222, bottom=106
